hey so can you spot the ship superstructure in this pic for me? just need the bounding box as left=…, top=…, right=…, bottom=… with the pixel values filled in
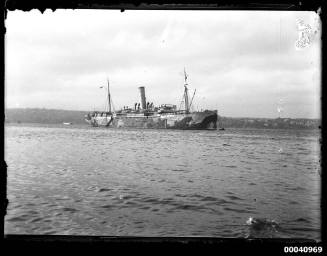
left=85, top=70, right=218, bottom=130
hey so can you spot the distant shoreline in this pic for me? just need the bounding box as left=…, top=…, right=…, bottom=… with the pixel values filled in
left=5, top=121, right=321, bottom=130
left=5, top=108, right=320, bottom=130
left=5, top=121, right=321, bottom=131
left=5, top=107, right=320, bottom=120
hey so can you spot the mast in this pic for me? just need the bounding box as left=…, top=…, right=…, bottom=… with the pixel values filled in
left=107, top=78, right=111, bottom=113
left=183, top=68, right=190, bottom=113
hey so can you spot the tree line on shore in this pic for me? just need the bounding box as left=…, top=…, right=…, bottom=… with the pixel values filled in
left=5, top=108, right=320, bottom=129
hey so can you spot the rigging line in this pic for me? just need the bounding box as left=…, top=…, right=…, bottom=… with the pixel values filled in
left=107, top=78, right=113, bottom=113
left=178, top=90, right=185, bottom=111
left=189, top=89, right=196, bottom=109
left=105, top=88, right=109, bottom=112
left=110, top=97, right=116, bottom=112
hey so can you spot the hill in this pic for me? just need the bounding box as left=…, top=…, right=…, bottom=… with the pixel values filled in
left=219, top=116, right=320, bottom=130
left=5, top=108, right=88, bottom=125
left=5, top=108, right=321, bottom=129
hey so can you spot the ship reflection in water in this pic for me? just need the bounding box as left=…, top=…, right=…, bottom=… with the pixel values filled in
left=85, top=70, right=218, bottom=130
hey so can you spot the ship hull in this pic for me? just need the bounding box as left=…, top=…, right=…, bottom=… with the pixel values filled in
left=86, top=110, right=217, bottom=130
left=85, top=115, right=112, bottom=127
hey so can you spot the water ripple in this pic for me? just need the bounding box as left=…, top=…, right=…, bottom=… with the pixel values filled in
left=5, top=124, right=321, bottom=239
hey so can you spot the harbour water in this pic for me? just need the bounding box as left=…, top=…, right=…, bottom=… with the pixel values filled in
left=4, top=123, right=321, bottom=239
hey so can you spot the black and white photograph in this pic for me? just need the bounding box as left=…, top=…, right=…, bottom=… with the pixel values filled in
left=4, top=8, right=322, bottom=242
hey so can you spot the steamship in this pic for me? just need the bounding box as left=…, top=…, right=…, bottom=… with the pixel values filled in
left=85, top=70, right=218, bottom=130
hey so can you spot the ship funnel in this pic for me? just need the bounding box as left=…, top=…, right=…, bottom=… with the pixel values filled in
left=139, top=86, right=147, bottom=109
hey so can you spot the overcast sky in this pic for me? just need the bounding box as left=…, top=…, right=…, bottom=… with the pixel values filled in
left=5, top=9, right=321, bottom=118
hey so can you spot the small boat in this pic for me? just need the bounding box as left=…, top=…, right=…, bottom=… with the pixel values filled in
left=63, top=122, right=73, bottom=125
